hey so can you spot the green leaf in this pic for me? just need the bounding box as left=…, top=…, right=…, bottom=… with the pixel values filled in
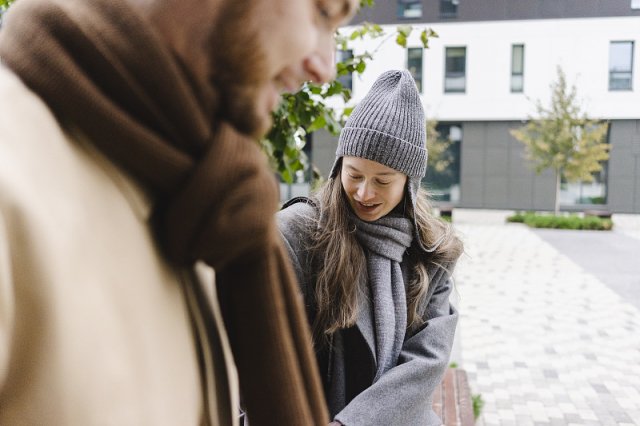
left=281, top=168, right=293, bottom=184
left=420, top=30, right=429, bottom=49
left=327, top=81, right=344, bottom=97
left=396, top=33, right=407, bottom=48
left=309, top=85, right=323, bottom=95
left=307, top=114, right=327, bottom=133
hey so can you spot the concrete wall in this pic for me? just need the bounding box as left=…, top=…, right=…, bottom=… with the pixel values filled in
left=458, top=121, right=556, bottom=210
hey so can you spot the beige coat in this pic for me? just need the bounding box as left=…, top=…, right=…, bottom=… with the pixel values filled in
left=0, top=65, right=238, bottom=425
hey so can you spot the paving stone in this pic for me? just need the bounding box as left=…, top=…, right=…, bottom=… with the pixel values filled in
left=455, top=222, right=640, bottom=426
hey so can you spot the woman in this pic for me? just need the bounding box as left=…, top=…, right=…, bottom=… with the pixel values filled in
left=277, top=70, right=464, bottom=425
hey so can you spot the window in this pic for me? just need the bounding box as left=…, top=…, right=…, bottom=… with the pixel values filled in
left=336, top=49, right=353, bottom=91
left=609, top=41, right=634, bottom=91
left=560, top=126, right=609, bottom=206
left=445, top=47, right=466, bottom=93
left=398, top=0, right=422, bottom=18
left=511, top=44, right=524, bottom=93
left=407, top=48, right=423, bottom=92
left=424, top=123, right=462, bottom=203
left=560, top=163, right=608, bottom=206
left=440, top=0, right=458, bottom=18
left=632, top=0, right=640, bottom=10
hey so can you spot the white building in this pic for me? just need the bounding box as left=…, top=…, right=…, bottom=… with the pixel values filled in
left=311, top=0, right=640, bottom=213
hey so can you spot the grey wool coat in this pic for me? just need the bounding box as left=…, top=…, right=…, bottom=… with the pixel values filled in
left=277, top=200, right=458, bottom=426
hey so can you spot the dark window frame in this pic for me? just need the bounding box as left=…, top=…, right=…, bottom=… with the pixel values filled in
left=609, top=40, right=634, bottom=91
left=407, top=47, right=423, bottom=92
left=440, top=0, right=458, bottom=18
left=397, top=0, right=423, bottom=19
left=511, top=44, right=525, bottom=93
left=444, top=46, right=466, bottom=93
left=423, top=122, right=463, bottom=203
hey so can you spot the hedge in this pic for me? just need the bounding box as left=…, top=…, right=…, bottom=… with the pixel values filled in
left=506, top=212, right=613, bottom=230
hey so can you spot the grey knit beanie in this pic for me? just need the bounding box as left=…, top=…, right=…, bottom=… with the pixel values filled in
left=329, top=69, right=431, bottom=249
left=330, top=69, right=427, bottom=181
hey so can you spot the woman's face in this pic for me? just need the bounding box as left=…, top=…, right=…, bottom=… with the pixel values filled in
left=341, top=156, right=408, bottom=222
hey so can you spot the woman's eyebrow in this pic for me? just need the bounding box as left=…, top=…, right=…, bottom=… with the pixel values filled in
left=345, top=164, right=398, bottom=176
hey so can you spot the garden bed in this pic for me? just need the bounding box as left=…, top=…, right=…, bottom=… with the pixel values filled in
left=506, top=211, right=613, bottom=230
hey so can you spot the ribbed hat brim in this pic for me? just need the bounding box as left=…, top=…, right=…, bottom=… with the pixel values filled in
left=338, top=127, right=427, bottom=179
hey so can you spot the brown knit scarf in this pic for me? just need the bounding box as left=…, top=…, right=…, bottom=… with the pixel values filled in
left=0, top=0, right=328, bottom=424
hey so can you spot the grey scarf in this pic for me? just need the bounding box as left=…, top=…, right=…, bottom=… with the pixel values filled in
left=353, top=214, right=414, bottom=381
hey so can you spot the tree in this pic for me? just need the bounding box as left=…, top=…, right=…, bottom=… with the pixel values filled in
left=510, top=67, right=609, bottom=215
left=426, top=120, right=454, bottom=176
left=424, top=120, right=458, bottom=201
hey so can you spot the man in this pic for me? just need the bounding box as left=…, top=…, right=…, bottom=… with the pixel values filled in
left=0, top=0, right=357, bottom=424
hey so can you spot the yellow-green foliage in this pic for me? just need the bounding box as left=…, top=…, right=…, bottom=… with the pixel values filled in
left=426, top=120, right=454, bottom=174
left=510, top=67, right=610, bottom=183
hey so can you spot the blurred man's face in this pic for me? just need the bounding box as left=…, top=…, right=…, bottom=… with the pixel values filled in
left=213, top=0, right=359, bottom=138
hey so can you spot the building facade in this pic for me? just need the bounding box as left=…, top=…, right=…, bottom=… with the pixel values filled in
left=311, top=0, right=640, bottom=213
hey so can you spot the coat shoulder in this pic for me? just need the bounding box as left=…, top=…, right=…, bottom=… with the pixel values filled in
left=277, top=199, right=318, bottom=248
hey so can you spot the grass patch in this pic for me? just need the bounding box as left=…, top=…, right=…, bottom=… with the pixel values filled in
left=506, top=212, right=613, bottom=230
left=472, top=394, right=484, bottom=420
left=439, top=215, right=452, bottom=223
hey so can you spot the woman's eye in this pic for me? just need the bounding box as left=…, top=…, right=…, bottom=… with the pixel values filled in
left=348, top=174, right=362, bottom=180
left=377, top=180, right=390, bottom=186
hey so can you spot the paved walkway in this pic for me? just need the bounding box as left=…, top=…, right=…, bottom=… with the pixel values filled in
left=451, top=210, right=640, bottom=426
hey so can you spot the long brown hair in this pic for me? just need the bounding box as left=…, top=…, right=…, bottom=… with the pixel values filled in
left=309, top=162, right=463, bottom=344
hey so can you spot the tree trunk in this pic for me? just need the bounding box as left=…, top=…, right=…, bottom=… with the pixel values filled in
left=554, top=169, right=561, bottom=216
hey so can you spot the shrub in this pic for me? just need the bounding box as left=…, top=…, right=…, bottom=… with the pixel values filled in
left=506, top=211, right=532, bottom=223
left=472, top=394, right=484, bottom=420
left=506, top=212, right=613, bottom=230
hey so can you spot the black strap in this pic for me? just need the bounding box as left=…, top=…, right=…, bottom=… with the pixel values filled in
left=281, top=196, right=316, bottom=210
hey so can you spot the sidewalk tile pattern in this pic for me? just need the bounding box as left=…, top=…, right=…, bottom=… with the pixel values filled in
left=454, top=223, right=640, bottom=426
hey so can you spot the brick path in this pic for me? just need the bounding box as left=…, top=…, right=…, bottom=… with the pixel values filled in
left=452, top=212, right=640, bottom=426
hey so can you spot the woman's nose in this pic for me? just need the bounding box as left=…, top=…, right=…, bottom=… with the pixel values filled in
left=357, top=182, right=375, bottom=201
